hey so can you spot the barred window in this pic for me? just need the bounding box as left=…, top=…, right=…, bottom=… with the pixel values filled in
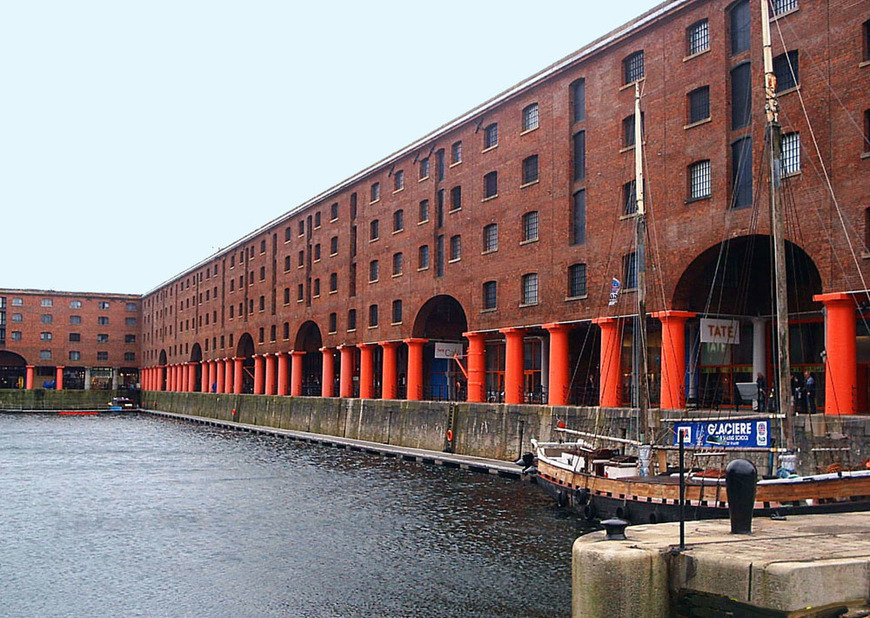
left=483, top=172, right=498, bottom=198
left=330, top=236, right=338, bottom=255
left=40, top=350, right=52, bottom=360
left=450, top=235, right=462, bottom=261
left=624, top=252, right=638, bottom=290
left=369, top=304, right=379, bottom=328
left=330, top=202, right=339, bottom=220
left=571, top=78, right=586, bottom=123
left=623, top=181, right=638, bottom=215
left=687, top=19, right=709, bottom=56
left=483, top=281, right=497, bottom=310
left=41, top=314, right=53, bottom=324
left=392, top=252, right=403, bottom=276
left=688, top=86, right=710, bottom=124
left=418, top=245, right=429, bottom=270
left=573, top=131, right=586, bottom=181
left=522, top=103, right=539, bottom=132
left=330, top=272, right=338, bottom=292
left=370, top=219, right=379, bottom=241
left=97, top=351, right=108, bottom=362
left=419, top=199, right=430, bottom=223
left=522, top=155, right=539, bottom=184
left=328, top=313, right=337, bottom=334
left=419, top=157, right=429, bottom=179
left=451, top=140, right=462, bottom=164
left=450, top=186, right=462, bottom=211
left=689, top=160, right=712, bottom=200
left=781, top=132, right=800, bottom=175
left=568, top=264, right=587, bottom=298
left=483, top=224, right=498, bottom=252
left=772, top=0, right=798, bottom=15
left=348, top=309, right=357, bottom=331
left=773, top=50, right=799, bottom=92
left=623, top=113, right=644, bottom=147
left=522, top=211, right=539, bottom=242
left=392, top=300, right=403, bottom=324
left=370, top=182, right=380, bottom=202
left=623, top=51, right=644, bottom=84
left=393, top=209, right=404, bottom=232
left=369, top=260, right=379, bottom=282
left=484, top=123, right=498, bottom=149
left=522, top=273, right=539, bottom=305
left=393, top=170, right=404, bottom=191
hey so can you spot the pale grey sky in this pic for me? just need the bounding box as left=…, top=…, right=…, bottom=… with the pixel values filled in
left=1, top=1, right=662, bottom=295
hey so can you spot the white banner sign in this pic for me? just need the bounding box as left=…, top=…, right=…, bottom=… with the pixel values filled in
left=434, top=342, right=463, bottom=359
left=700, top=318, right=740, bottom=345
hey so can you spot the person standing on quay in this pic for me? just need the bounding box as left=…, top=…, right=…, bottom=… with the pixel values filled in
left=756, top=373, right=766, bottom=413
left=804, top=370, right=817, bottom=415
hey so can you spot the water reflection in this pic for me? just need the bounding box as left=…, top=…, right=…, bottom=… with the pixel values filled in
left=0, top=414, right=586, bottom=617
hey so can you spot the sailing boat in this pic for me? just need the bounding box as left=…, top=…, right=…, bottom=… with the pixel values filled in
left=528, top=0, right=870, bottom=524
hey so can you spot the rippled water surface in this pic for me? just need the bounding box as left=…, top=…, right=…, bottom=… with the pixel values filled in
left=0, top=413, right=586, bottom=617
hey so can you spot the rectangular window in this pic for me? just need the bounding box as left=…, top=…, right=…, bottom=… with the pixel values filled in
left=11, top=298, right=22, bottom=306
left=623, top=113, right=644, bottom=148
left=450, top=235, right=462, bottom=261
left=40, top=350, right=52, bottom=360
left=11, top=313, right=21, bottom=322
left=522, top=155, right=539, bottom=184
left=864, top=109, right=870, bottom=153
left=623, top=180, right=638, bottom=215
left=330, top=236, right=338, bottom=255
left=125, top=352, right=136, bottom=362
left=393, top=209, right=404, bottom=232
left=419, top=199, right=430, bottom=223
left=40, top=332, right=52, bottom=341
left=484, top=123, right=498, bottom=149
left=522, top=212, right=539, bottom=242
left=624, top=252, right=638, bottom=290
left=731, top=63, right=752, bottom=129
left=773, top=50, right=799, bottom=92
left=772, top=0, right=798, bottom=16
left=370, top=182, right=380, bottom=203
left=125, top=317, right=137, bottom=326
left=732, top=136, right=753, bottom=209
left=623, top=51, right=644, bottom=84
left=70, top=333, right=80, bottom=342
left=70, top=315, right=81, bottom=324
left=330, top=272, right=338, bottom=292
left=97, top=351, right=108, bottom=362
left=568, top=264, right=588, bottom=298
left=369, top=260, right=379, bottom=282
left=522, top=103, right=539, bottom=132
left=451, top=141, right=462, bottom=164
left=125, top=334, right=136, bottom=343
left=284, top=255, right=292, bottom=271
left=419, top=157, right=430, bottom=179
left=571, top=190, right=586, bottom=246
left=436, top=190, right=445, bottom=228
left=573, top=131, right=586, bottom=181
left=97, top=334, right=109, bottom=343
left=370, top=219, right=379, bottom=241
left=98, top=301, right=110, bottom=310
left=368, top=304, right=379, bottom=328
left=435, top=235, right=444, bottom=277
left=689, top=160, right=712, bottom=200
left=687, top=19, right=709, bottom=56
left=259, top=266, right=266, bottom=281
left=522, top=273, right=539, bottom=305
left=41, top=314, right=53, bottom=324
left=350, top=193, right=358, bottom=219
left=483, top=224, right=498, bottom=252
left=730, top=0, right=750, bottom=55
left=297, top=284, right=304, bottom=301
left=260, top=239, right=266, bottom=254
left=41, top=298, right=53, bottom=307
left=328, top=313, right=337, bottom=334
left=450, top=186, right=462, bottom=211
left=435, top=149, right=445, bottom=181
left=418, top=245, right=429, bottom=270
left=392, top=252, right=403, bottom=276
left=571, top=79, right=586, bottom=123
left=483, top=172, right=498, bottom=199
left=483, top=281, right=497, bottom=310
left=314, top=244, right=321, bottom=261
left=781, top=132, right=800, bottom=175
left=392, top=300, right=402, bottom=324
left=393, top=170, right=404, bottom=191
left=330, top=202, right=339, bottom=221
left=688, top=86, right=710, bottom=124
left=285, top=226, right=292, bottom=242
left=313, top=279, right=320, bottom=297
left=864, top=20, right=870, bottom=62
left=70, top=300, right=82, bottom=309
left=11, top=331, right=22, bottom=341
left=69, top=351, right=81, bottom=361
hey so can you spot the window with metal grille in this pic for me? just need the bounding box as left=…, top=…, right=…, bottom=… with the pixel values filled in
left=731, top=63, right=752, bottom=129
left=69, top=351, right=80, bottom=361
left=419, top=199, right=429, bottom=223
left=624, top=252, right=638, bottom=290
left=483, top=224, right=498, bottom=252
left=70, top=315, right=81, bottom=324
left=522, top=155, right=539, bottom=184
left=484, top=123, right=498, bottom=149
left=623, top=51, right=644, bottom=84
left=330, top=236, right=338, bottom=255
left=568, top=264, right=587, bottom=298
left=483, top=281, right=497, bottom=310
left=772, top=0, right=798, bottom=15
left=330, top=272, right=338, bottom=292
left=418, top=245, right=429, bottom=270
left=522, top=103, right=539, bottom=132
left=330, top=202, right=338, bottom=220
left=571, top=78, right=586, bottom=123
left=97, top=352, right=107, bottom=361
left=392, top=300, right=402, bottom=324
left=328, top=313, right=337, bottom=333
left=348, top=309, right=356, bottom=331
left=623, top=113, right=644, bottom=147
left=451, top=141, right=462, bottom=164
left=393, top=170, right=404, bottom=191
left=688, top=86, right=710, bottom=124
left=392, top=252, right=403, bottom=276
left=573, top=131, right=586, bottom=181
left=369, top=260, right=379, bottom=282
left=781, top=132, right=800, bottom=175
left=687, top=19, right=709, bottom=56
left=393, top=209, right=404, bottom=232
left=419, top=157, right=429, bottom=179
left=450, top=235, right=461, bottom=261
left=731, top=136, right=753, bottom=209
left=572, top=190, right=586, bottom=245
left=623, top=181, right=637, bottom=215
left=450, top=186, right=462, bottom=211
left=773, top=51, right=799, bottom=92
left=522, top=212, right=539, bottom=242
left=522, top=273, right=539, bottom=305
left=484, top=172, right=498, bottom=198
left=730, top=0, right=750, bottom=55
left=41, top=314, right=52, bottom=324
left=370, top=182, right=380, bottom=202
left=370, top=219, right=379, bottom=241
left=369, top=304, right=379, bottom=327
left=689, top=160, right=712, bottom=200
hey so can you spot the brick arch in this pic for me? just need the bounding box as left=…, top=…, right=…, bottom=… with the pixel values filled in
left=411, top=295, right=468, bottom=340
left=293, top=321, right=322, bottom=352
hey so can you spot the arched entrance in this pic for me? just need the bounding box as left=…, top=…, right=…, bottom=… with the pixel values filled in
left=190, top=343, right=203, bottom=391
left=158, top=350, right=168, bottom=391
left=0, top=351, right=26, bottom=389
left=294, top=321, right=323, bottom=395
left=236, top=334, right=255, bottom=394
left=412, top=295, right=468, bottom=400
left=672, top=235, right=823, bottom=409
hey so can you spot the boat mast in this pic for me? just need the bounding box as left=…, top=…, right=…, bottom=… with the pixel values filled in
left=761, top=0, right=795, bottom=451
left=634, top=83, right=650, bottom=446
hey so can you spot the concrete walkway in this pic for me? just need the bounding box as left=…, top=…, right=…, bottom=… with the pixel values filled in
left=141, top=408, right=527, bottom=480
left=573, top=512, right=870, bottom=617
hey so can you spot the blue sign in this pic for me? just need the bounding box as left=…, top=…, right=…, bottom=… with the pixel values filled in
left=673, top=419, right=771, bottom=449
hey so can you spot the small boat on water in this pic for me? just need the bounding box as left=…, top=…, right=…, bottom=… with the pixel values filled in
left=527, top=0, right=870, bottom=524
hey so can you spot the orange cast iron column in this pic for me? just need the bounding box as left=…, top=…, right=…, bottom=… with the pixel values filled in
left=593, top=317, right=623, bottom=408
left=253, top=355, right=265, bottom=395
left=187, top=362, right=196, bottom=392
left=200, top=362, right=208, bottom=393
left=320, top=347, right=336, bottom=397
left=339, top=345, right=355, bottom=398
left=56, top=365, right=64, bottom=391
left=358, top=344, right=375, bottom=400
left=223, top=358, right=233, bottom=394
left=380, top=342, right=399, bottom=400
left=158, top=365, right=166, bottom=391
left=500, top=328, right=526, bottom=405
left=463, top=332, right=486, bottom=403
left=25, top=365, right=34, bottom=390
left=277, top=352, right=289, bottom=396
left=290, top=351, right=305, bottom=396
left=653, top=311, right=695, bottom=410
left=168, top=365, right=176, bottom=392
left=404, top=338, right=428, bottom=401
left=233, top=358, right=244, bottom=395
left=815, top=292, right=857, bottom=415
left=544, top=323, right=572, bottom=406
left=264, top=354, right=277, bottom=396
left=216, top=359, right=226, bottom=394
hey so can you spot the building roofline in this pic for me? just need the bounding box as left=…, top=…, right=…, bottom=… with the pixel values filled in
left=142, top=0, right=688, bottom=298
left=0, top=288, right=140, bottom=300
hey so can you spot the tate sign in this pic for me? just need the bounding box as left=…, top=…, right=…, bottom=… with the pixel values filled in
left=700, top=318, right=740, bottom=345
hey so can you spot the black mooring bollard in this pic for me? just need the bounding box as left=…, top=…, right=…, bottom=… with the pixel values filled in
left=725, top=459, right=757, bottom=534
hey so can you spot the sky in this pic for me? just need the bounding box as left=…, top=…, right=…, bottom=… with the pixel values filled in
left=1, top=0, right=662, bottom=296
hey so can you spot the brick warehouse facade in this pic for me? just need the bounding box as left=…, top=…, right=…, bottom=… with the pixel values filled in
left=7, top=0, right=870, bottom=415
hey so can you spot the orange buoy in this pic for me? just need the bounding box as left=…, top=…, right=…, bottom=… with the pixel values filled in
left=446, top=429, right=454, bottom=442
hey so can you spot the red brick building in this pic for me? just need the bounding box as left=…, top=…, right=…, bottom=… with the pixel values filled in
left=0, top=289, right=140, bottom=390
left=13, top=0, right=870, bottom=415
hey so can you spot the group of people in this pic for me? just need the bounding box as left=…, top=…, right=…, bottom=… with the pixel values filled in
left=756, top=370, right=816, bottom=414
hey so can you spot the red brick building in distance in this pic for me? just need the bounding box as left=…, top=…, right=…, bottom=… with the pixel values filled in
left=8, top=0, right=870, bottom=416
